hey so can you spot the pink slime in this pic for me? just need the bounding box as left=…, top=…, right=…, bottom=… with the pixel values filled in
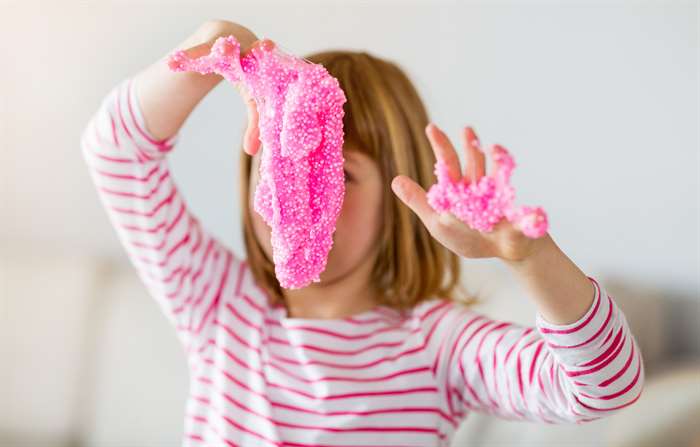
left=168, top=36, right=347, bottom=289
left=426, top=144, right=549, bottom=238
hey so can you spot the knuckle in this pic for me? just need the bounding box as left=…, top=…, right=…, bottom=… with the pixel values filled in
left=203, top=19, right=232, bottom=30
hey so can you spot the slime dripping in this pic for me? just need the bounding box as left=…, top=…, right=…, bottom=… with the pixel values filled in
left=168, top=36, right=347, bottom=289
left=426, top=144, right=549, bottom=238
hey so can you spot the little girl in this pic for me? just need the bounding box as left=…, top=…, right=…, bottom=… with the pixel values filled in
left=80, top=20, right=644, bottom=447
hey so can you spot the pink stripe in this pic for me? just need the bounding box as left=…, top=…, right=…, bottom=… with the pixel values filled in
left=126, top=78, right=174, bottom=151
left=241, top=293, right=266, bottom=314
left=266, top=330, right=421, bottom=356
left=175, top=243, right=219, bottom=319
left=574, top=385, right=643, bottom=411
left=598, top=342, right=636, bottom=387
left=565, top=334, right=627, bottom=378
left=540, top=277, right=600, bottom=334
left=129, top=213, right=187, bottom=251
left=419, top=300, right=453, bottom=321
left=201, top=342, right=438, bottom=400
left=431, top=307, right=471, bottom=375
left=194, top=298, right=454, bottom=371
left=170, top=237, right=215, bottom=299
left=195, top=362, right=457, bottom=428
left=186, top=249, right=222, bottom=317
left=225, top=301, right=263, bottom=332
left=548, top=294, right=613, bottom=349
left=213, top=314, right=431, bottom=384
left=515, top=337, right=539, bottom=406
left=438, top=313, right=485, bottom=401
left=270, top=381, right=438, bottom=401
left=598, top=325, right=615, bottom=349
left=200, top=400, right=279, bottom=446
left=135, top=218, right=189, bottom=268
left=113, top=185, right=177, bottom=219
left=339, top=299, right=450, bottom=326
left=580, top=354, right=641, bottom=400
left=193, top=250, right=232, bottom=334
left=108, top=111, right=120, bottom=147
left=528, top=339, right=545, bottom=385
left=91, top=149, right=136, bottom=164
left=115, top=82, right=154, bottom=162
left=449, top=319, right=491, bottom=413
left=537, top=355, right=549, bottom=401
left=234, top=260, right=247, bottom=296
left=578, top=326, right=624, bottom=368
left=266, top=318, right=413, bottom=340
left=95, top=163, right=160, bottom=182
left=208, top=387, right=441, bottom=434
left=503, top=356, right=526, bottom=419
left=490, top=328, right=510, bottom=405
left=269, top=340, right=433, bottom=371
left=474, top=322, right=510, bottom=408
left=269, top=358, right=431, bottom=384
left=504, top=328, right=534, bottom=364
left=98, top=169, right=170, bottom=199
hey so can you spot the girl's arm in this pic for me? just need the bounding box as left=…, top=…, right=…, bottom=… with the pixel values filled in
left=134, top=20, right=258, bottom=142
left=79, top=20, right=257, bottom=365
left=424, top=276, right=644, bottom=424
left=396, top=124, right=644, bottom=423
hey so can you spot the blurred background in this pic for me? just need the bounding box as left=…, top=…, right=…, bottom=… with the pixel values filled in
left=1, top=0, right=698, bottom=446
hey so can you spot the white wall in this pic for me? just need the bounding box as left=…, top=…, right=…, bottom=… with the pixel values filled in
left=2, top=1, right=697, bottom=317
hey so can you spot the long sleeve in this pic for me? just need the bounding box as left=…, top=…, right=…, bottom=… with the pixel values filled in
left=427, top=275, right=644, bottom=424
left=80, top=76, right=248, bottom=363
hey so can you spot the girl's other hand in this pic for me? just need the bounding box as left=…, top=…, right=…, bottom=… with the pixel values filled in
left=391, top=123, right=547, bottom=262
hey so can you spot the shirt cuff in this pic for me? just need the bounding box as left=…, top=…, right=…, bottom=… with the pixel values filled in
left=534, top=276, right=612, bottom=351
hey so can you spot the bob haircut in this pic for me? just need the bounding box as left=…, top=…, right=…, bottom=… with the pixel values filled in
left=239, top=49, right=477, bottom=312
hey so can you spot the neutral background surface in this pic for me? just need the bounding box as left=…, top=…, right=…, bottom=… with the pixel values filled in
left=3, top=1, right=697, bottom=296
left=1, top=1, right=698, bottom=445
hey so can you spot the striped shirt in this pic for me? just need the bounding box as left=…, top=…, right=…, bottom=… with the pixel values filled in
left=80, top=76, right=644, bottom=447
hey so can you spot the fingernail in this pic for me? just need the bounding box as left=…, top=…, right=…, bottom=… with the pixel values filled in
left=260, top=39, right=275, bottom=51
left=467, top=127, right=481, bottom=149
left=392, top=178, right=404, bottom=195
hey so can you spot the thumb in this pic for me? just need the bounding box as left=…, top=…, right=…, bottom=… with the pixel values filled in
left=239, top=39, right=275, bottom=156
left=242, top=90, right=261, bottom=155
left=391, top=175, right=437, bottom=228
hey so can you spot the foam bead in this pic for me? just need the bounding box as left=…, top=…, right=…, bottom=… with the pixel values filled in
left=168, top=36, right=347, bottom=289
left=426, top=144, right=549, bottom=238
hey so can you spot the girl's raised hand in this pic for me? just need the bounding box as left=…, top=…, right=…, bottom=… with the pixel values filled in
left=171, top=20, right=275, bottom=156
left=391, top=123, right=547, bottom=262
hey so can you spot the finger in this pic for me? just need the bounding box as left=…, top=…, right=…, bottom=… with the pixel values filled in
left=243, top=95, right=261, bottom=155
left=425, top=123, right=461, bottom=183
left=182, top=41, right=214, bottom=59
left=244, top=38, right=276, bottom=57
left=461, top=126, right=486, bottom=182
left=391, top=175, right=437, bottom=229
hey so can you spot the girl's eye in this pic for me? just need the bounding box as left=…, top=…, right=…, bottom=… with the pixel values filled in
left=343, top=169, right=352, bottom=183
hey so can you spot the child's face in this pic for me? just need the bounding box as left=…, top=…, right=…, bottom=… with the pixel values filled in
left=249, top=144, right=384, bottom=287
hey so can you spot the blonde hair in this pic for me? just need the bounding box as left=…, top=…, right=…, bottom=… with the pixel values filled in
left=240, top=50, right=478, bottom=312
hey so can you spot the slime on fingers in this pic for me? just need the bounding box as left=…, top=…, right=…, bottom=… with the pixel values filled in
left=426, top=143, right=549, bottom=238
left=168, top=36, right=347, bottom=289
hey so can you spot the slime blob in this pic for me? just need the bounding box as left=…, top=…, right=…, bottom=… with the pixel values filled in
left=168, top=36, right=347, bottom=289
left=426, top=144, right=549, bottom=238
